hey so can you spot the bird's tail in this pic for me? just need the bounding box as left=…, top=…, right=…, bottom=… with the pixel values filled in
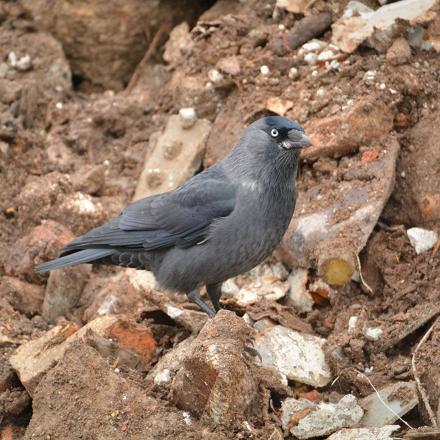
left=35, top=249, right=114, bottom=273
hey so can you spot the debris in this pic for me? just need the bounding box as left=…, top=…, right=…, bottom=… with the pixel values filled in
left=327, top=425, right=400, bottom=440
left=54, top=192, right=106, bottom=234
left=82, top=268, right=156, bottom=321
left=360, top=381, right=418, bottom=427
left=364, top=326, right=384, bottom=342
left=25, top=342, right=206, bottom=440
left=178, top=107, right=197, bottom=129
left=216, top=55, right=241, bottom=76
left=253, top=325, right=332, bottom=387
left=266, top=97, right=294, bottom=116
left=287, top=268, right=313, bottom=313
left=386, top=37, right=412, bottom=65
left=208, top=68, right=224, bottom=83
left=286, top=13, right=332, bottom=50
left=308, top=279, right=333, bottom=305
left=282, top=394, right=363, bottom=439
left=71, top=164, right=107, bottom=196
left=10, top=316, right=156, bottom=396
left=407, top=228, right=438, bottom=254
left=281, top=137, right=399, bottom=286
left=0, top=276, right=44, bottom=316
left=172, top=310, right=258, bottom=427
left=260, top=65, right=270, bottom=76
left=302, top=98, right=394, bottom=160
left=42, top=264, right=91, bottom=323
left=133, top=114, right=211, bottom=200
left=3, top=220, right=74, bottom=283
left=222, top=262, right=289, bottom=307
left=147, top=336, right=195, bottom=388
left=332, top=0, right=438, bottom=53
left=288, top=67, right=299, bottom=80
left=163, top=22, right=193, bottom=65
left=276, top=0, right=308, bottom=14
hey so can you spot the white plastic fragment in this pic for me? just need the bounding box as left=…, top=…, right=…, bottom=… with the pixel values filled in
left=254, top=325, right=332, bottom=387
left=407, top=227, right=438, bottom=254
left=327, top=425, right=400, bottom=440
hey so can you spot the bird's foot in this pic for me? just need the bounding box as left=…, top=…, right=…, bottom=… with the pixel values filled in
left=187, top=289, right=216, bottom=317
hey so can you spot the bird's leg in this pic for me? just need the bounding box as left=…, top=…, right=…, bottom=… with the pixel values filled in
left=206, top=282, right=222, bottom=312
left=187, top=289, right=215, bottom=317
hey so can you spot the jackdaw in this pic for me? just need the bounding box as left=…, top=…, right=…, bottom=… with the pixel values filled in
left=36, top=116, right=311, bottom=316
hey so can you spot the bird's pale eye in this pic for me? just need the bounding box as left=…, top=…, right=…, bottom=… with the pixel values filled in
left=270, top=128, right=279, bottom=137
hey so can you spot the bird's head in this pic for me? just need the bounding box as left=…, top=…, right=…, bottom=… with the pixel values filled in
left=228, top=116, right=312, bottom=181
left=246, top=116, right=312, bottom=153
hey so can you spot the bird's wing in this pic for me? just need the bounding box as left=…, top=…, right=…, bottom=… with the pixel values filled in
left=62, top=173, right=236, bottom=253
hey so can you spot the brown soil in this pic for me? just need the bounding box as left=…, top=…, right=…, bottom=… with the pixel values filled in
left=1, top=0, right=440, bottom=438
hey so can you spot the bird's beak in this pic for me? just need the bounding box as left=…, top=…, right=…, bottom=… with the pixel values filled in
left=283, top=129, right=312, bottom=150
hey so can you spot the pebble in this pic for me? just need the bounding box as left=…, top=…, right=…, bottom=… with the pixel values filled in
left=260, top=65, right=270, bottom=76
left=407, top=227, right=438, bottom=254
left=207, top=69, right=223, bottom=83
left=178, top=107, right=197, bottom=129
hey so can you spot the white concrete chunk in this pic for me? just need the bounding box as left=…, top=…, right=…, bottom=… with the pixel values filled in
left=254, top=325, right=332, bottom=387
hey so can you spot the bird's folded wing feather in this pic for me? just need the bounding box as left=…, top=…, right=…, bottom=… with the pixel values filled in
left=61, top=175, right=236, bottom=254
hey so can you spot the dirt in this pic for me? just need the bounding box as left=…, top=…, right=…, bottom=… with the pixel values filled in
left=1, top=0, right=440, bottom=438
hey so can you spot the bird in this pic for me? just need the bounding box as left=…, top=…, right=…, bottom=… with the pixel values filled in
left=36, top=116, right=311, bottom=316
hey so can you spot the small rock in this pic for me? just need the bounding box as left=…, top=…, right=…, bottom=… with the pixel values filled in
left=163, top=22, right=193, bottom=65
left=178, top=107, right=197, bottom=129
left=42, top=264, right=92, bottom=323
left=0, top=276, right=44, bottom=316
left=386, top=37, right=412, bottom=65
left=288, top=67, right=299, bottom=80
left=253, top=325, right=332, bottom=387
left=0, top=62, right=9, bottom=78
left=360, top=381, right=418, bottom=427
left=216, top=55, right=241, bottom=76
left=82, top=268, right=156, bottom=321
left=0, top=140, right=8, bottom=155
left=282, top=395, right=363, bottom=439
left=172, top=310, right=257, bottom=427
left=147, top=336, right=194, bottom=388
left=208, top=68, right=223, bottom=83
left=301, top=39, right=327, bottom=53
left=304, top=52, right=318, bottom=65
left=364, top=326, right=383, bottom=341
left=260, top=65, right=270, bottom=76
left=266, top=97, right=294, bottom=116
left=15, top=54, right=32, bottom=71
left=276, top=0, right=308, bottom=13
left=327, top=425, right=400, bottom=440
left=133, top=114, right=211, bottom=200
left=72, top=164, right=107, bottom=195
left=3, top=220, right=74, bottom=283
left=407, top=227, right=438, bottom=254
left=54, top=192, right=106, bottom=234
left=287, top=268, right=313, bottom=313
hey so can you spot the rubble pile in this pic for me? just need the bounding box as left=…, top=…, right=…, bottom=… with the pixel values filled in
left=1, top=0, right=440, bottom=438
